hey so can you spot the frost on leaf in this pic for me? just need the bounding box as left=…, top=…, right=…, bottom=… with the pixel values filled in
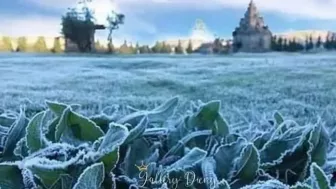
left=90, top=114, right=115, bottom=133
left=308, top=163, right=331, bottom=189
left=164, top=130, right=212, bottom=158
left=2, top=109, right=28, bottom=159
left=22, top=168, right=37, bottom=188
left=0, top=114, right=16, bottom=127
left=123, top=138, right=151, bottom=178
left=123, top=116, right=148, bottom=145
left=117, top=96, right=179, bottom=125
left=46, top=101, right=69, bottom=117
left=13, top=137, right=29, bottom=159
left=259, top=125, right=309, bottom=166
left=240, top=179, right=289, bottom=189
left=166, top=147, right=207, bottom=172
left=201, top=157, right=220, bottom=189
left=1, top=98, right=335, bottom=189
left=100, top=147, right=119, bottom=174
left=28, top=162, right=68, bottom=188
left=273, top=111, right=284, bottom=126
left=215, top=112, right=230, bottom=137
left=147, top=148, right=160, bottom=163
left=46, top=117, right=60, bottom=142
left=73, top=162, right=105, bottom=189
left=55, top=107, right=104, bottom=143
left=308, top=121, right=330, bottom=166
left=187, top=100, right=229, bottom=136
left=26, top=111, right=49, bottom=154
left=230, top=143, right=260, bottom=188
left=98, top=123, right=129, bottom=155
left=253, top=132, right=272, bottom=150
left=213, top=137, right=247, bottom=180
left=0, top=125, right=9, bottom=134
left=290, top=183, right=311, bottom=189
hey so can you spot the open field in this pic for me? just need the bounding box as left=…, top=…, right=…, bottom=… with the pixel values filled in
left=1, top=52, right=336, bottom=126
left=1, top=52, right=336, bottom=188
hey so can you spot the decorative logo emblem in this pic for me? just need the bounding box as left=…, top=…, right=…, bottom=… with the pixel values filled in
left=135, top=161, right=148, bottom=172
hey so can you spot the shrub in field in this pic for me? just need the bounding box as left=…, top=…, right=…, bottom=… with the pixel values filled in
left=16, top=37, right=29, bottom=52
left=33, top=37, right=49, bottom=53
left=52, top=38, right=63, bottom=53
left=0, top=36, right=13, bottom=52
left=0, top=97, right=335, bottom=189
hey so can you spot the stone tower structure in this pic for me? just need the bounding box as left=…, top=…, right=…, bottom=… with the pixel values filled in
left=232, top=0, right=272, bottom=52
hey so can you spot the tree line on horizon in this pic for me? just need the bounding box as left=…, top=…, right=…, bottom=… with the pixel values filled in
left=0, top=36, right=194, bottom=54
left=97, top=39, right=193, bottom=54
left=0, top=36, right=63, bottom=53
left=2, top=34, right=336, bottom=54
left=270, top=34, right=336, bottom=52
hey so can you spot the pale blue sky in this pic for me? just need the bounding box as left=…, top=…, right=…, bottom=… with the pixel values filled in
left=0, top=0, right=336, bottom=46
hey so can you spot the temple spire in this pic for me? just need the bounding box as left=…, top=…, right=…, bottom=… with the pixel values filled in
left=232, top=0, right=272, bottom=52
left=242, top=0, right=261, bottom=28
left=249, top=0, right=254, bottom=6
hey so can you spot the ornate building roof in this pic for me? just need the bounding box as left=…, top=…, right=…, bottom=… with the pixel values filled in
left=233, top=0, right=271, bottom=36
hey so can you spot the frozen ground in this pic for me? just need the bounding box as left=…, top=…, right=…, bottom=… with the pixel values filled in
left=1, top=52, right=336, bottom=126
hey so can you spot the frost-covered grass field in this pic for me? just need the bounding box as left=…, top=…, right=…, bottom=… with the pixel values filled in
left=1, top=52, right=336, bottom=125
left=2, top=52, right=336, bottom=189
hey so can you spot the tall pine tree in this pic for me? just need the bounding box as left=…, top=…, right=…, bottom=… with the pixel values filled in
left=151, top=41, right=163, bottom=53
left=107, top=42, right=117, bottom=54
left=331, top=34, right=336, bottom=49
left=186, top=40, right=193, bottom=54
left=161, top=42, right=172, bottom=53
left=308, top=35, right=314, bottom=50
left=175, top=40, right=184, bottom=54
left=324, top=34, right=330, bottom=50
left=296, top=40, right=304, bottom=51
left=316, top=35, right=322, bottom=49
left=276, top=37, right=283, bottom=51
left=304, top=36, right=309, bottom=51
left=292, top=38, right=302, bottom=52
left=134, top=42, right=140, bottom=54
left=271, top=35, right=277, bottom=51
left=304, top=35, right=314, bottom=51
left=283, top=38, right=289, bottom=51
